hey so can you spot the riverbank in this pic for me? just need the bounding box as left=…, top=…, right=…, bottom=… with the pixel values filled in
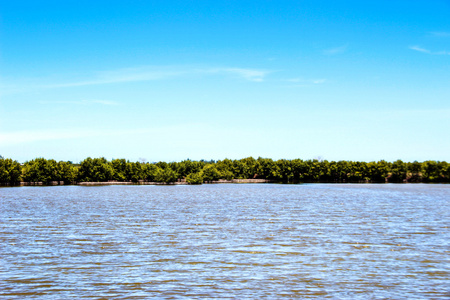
left=14, top=179, right=274, bottom=186
left=2, top=157, right=449, bottom=185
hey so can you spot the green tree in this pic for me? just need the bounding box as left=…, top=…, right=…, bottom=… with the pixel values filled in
left=186, top=172, right=203, bottom=184
left=364, top=161, right=386, bottom=183
left=22, top=158, right=58, bottom=183
left=77, top=157, right=113, bottom=182
left=240, top=157, right=257, bottom=178
left=154, top=167, right=178, bottom=183
left=127, top=161, right=144, bottom=182
left=389, top=159, right=407, bottom=183
left=216, top=159, right=234, bottom=179
left=56, top=161, right=77, bottom=183
left=422, top=161, right=448, bottom=183
left=276, top=159, right=294, bottom=183
left=319, top=160, right=333, bottom=182
left=201, top=164, right=221, bottom=182
left=141, top=163, right=157, bottom=181
left=110, top=158, right=129, bottom=181
left=407, top=161, right=423, bottom=182
left=441, top=162, right=450, bottom=182
left=0, top=157, right=22, bottom=185
left=255, top=157, right=276, bottom=180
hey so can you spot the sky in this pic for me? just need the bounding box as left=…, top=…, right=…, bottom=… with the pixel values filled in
left=1, top=0, right=449, bottom=163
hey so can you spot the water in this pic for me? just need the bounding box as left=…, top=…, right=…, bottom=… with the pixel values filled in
left=1, top=184, right=449, bottom=299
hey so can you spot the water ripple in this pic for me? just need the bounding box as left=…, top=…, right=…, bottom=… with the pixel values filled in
left=1, top=184, right=449, bottom=299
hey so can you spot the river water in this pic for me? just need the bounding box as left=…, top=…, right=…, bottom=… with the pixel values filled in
left=1, top=184, right=449, bottom=299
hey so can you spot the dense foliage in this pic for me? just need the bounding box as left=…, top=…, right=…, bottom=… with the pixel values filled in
left=0, top=156, right=449, bottom=185
left=0, top=157, right=22, bottom=185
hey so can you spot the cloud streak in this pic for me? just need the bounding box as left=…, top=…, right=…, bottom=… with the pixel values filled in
left=39, top=99, right=120, bottom=106
left=409, top=46, right=431, bottom=53
left=283, top=78, right=326, bottom=87
left=221, top=68, right=269, bottom=82
left=323, top=45, right=348, bottom=55
left=0, top=124, right=207, bottom=146
left=409, top=45, right=450, bottom=55
left=42, top=68, right=188, bottom=88
left=0, top=128, right=153, bottom=146
left=1, top=66, right=271, bottom=97
left=429, top=31, right=450, bottom=37
left=37, top=66, right=271, bottom=89
left=0, top=129, right=101, bottom=146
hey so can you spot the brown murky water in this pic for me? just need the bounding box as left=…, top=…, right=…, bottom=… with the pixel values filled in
left=1, top=184, right=449, bottom=299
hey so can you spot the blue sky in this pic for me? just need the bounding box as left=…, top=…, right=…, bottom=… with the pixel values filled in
left=1, top=0, right=449, bottom=163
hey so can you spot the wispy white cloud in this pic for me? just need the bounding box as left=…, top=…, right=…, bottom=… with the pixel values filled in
left=409, top=45, right=431, bottom=53
left=409, top=45, right=450, bottom=55
left=285, top=78, right=303, bottom=83
left=312, top=79, right=326, bottom=84
left=39, top=99, right=120, bottom=106
left=91, top=100, right=119, bottom=106
left=323, top=44, right=348, bottom=55
left=35, top=66, right=271, bottom=89
left=0, top=81, right=27, bottom=97
left=43, top=67, right=187, bottom=88
left=429, top=31, right=450, bottom=37
left=0, top=66, right=271, bottom=97
left=0, top=124, right=207, bottom=146
left=0, top=129, right=100, bottom=146
left=283, top=78, right=326, bottom=86
left=0, top=128, right=152, bottom=146
left=221, top=68, right=270, bottom=82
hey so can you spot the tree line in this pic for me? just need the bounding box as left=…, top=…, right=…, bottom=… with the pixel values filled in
left=0, top=156, right=449, bottom=185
